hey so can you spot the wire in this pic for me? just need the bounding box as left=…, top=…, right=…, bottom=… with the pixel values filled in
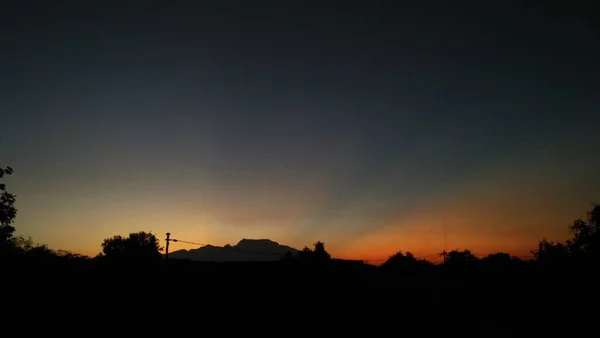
left=171, top=239, right=207, bottom=246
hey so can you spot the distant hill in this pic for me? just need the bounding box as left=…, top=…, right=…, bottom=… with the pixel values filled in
left=168, top=238, right=299, bottom=262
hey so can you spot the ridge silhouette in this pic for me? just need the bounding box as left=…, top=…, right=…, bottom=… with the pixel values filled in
left=168, top=238, right=299, bottom=261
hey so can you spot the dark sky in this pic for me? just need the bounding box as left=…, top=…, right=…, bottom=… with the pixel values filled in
left=2, top=1, right=599, bottom=258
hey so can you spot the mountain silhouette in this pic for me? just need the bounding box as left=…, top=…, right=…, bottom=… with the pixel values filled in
left=168, top=238, right=299, bottom=262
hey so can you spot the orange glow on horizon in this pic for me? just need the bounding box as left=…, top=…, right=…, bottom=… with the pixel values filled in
left=12, top=143, right=597, bottom=262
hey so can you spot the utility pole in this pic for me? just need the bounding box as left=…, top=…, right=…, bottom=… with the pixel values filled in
left=440, top=220, right=448, bottom=263
left=443, top=220, right=447, bottom=263
left=165, top=232, right=171, bottom=260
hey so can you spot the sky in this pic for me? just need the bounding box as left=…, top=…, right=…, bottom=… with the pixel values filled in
left=2, top=2, right=599, bottom=260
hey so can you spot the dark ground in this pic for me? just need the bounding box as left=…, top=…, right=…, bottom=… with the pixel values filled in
left=4, top=260, right=595, bottom=337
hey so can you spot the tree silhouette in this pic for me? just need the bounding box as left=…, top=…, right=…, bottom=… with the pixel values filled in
left=101, top=231, right=163, bottom=261
left=313, top=241, right=331, bottom=260
left=481, top=252, right=525, bottom=273
left=296, top=241, right=331, bottom=263
left=380, top=251, right=432, bottom=273
left=532, top=238, right=570, bottom=264
left=531, top=203, right=600, bottom=265
left=567, top=204, right=599, bottom=259
left=482, top=252, right=517, bottom=264
left=0, top=166, right=17, bottom=250
left=444, top=249, right=478, bottom=268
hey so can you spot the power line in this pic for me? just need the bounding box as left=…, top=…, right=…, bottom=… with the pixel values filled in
left=171, top=239, right=207, bottom=246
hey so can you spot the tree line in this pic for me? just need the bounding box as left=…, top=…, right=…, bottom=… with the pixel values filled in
left=1, top=165, right=598, bottom=272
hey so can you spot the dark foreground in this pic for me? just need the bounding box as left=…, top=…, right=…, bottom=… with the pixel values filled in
left=4, top=259, right=596, bottom=337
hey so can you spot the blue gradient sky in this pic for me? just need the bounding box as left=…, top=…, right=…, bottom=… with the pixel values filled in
left=2, top=2, right=599, bottom=258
